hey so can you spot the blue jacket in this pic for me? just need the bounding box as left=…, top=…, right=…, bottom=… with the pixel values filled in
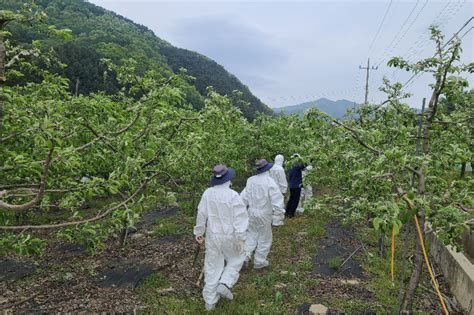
left=288, top=164, right=305, bottom=189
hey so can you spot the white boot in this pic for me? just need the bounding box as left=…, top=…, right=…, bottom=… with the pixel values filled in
left=217, top=283, right=233, bottom=300
left=254, top=260, right=270, bottom=269
left=205, top=303, right=215, bottom=311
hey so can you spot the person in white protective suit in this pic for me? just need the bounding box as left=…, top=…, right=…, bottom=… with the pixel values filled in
left=241, top=159, right=285, bottom=269
left=296, top=165, right=313, bottom=213
left=269, top=154, right=288, bottom=226
left=194, top=164, right=249, bottom=311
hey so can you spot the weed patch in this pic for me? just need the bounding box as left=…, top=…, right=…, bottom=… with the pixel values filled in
left=328, top=256, right=343, bottom=270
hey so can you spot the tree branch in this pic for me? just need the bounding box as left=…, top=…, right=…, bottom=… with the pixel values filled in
left=432, top=117, right=473, bottom=125
left=0, top=128, right=35, bottom=143
left=0, top=172, right=160, bottom=230
left=423, top=42, right=460, bottom=154
left=109, top=109, right=141, bottom=136
left=142, top=117, right=199, bottom=168
left=0, top=146, right=54, bottom=211
left=82, top=122, right=117, bottom=152
left=5, top=49, right=37, bottom=68
left=332, top=120, right=383, bottom=155
left=404, top=165, right=421, bottom=177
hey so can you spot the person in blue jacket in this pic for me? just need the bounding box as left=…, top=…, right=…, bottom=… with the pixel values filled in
left=286, top=154, right=306, bottom=218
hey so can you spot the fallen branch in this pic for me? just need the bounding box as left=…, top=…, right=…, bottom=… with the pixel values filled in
left=0, top=128, right=35, bottom=143
left=0, top=183, right=39, bottom=190
left=0, top=292, right=40, bottom=310
left=82, top=122, right=117, bottom=152
left=372, top=172, right=395, bottom=179
left=157, top=288, right=176, bottom=295
left=0, top=147, right=54, bottom=211
left=455, top=203, right=472, bottom=213
left=196, top=266, right=205, bottom=287
left=109, top=109, right=141, bottom=136
left=142, top=117, right=199, bottom=168
left=0, top=172, right=159, bottom=230
left=419, top=284, right=458, bottom=313
left=340, top=245, right=363, bottom=269
left=331, top=120, right=382, bottom=156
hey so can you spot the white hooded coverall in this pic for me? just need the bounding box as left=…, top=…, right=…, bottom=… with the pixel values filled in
left=240, top=172, right=284, bottom=268
left=269, top=155, right=288, bottom=226
left=297, top=165, right=313, bottom=213
left=194, top=181, right=249, bottom=306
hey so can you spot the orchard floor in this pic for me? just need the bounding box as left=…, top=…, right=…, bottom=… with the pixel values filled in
left=0, top=191, right=463, bottom=314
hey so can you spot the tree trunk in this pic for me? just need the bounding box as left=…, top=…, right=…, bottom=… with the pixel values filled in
left=0, top=33, right=6, bottom=135
left=402, top=167, right=427, bottom=312
left=422, top=93, right=437, bottom=154
left=378, top=233, right=385, bottom=257
left=403, top=212, right=425, bottom=312
left=396, top=222, right=412, bottom=313
left=460, top=162, right=466, bottom=178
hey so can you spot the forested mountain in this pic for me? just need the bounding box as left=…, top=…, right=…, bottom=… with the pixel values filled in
left=0, top=0, right=272, bottom=120
left=277, top=98, right=357, bottom=119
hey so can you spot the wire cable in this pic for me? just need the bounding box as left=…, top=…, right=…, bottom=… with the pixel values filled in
left=375, top=0, right=427, bottom=68
left=402, top=16, right=473, bottom=88
left=368, top=0, right=394, bottom=53
left=403, top=0, right=463, bottom=62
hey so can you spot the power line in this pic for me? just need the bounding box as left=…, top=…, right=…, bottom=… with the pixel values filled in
left=406, top=0, right=466, bottom=62
left=375, top=0, right=429, bottom=68
left=371, top=0, right=429, bottom=99
left=401, top=0, right=462, bottom=62
left=351, top=70, right=363, bottom=104
left=459, top=25, right=473, bottom=39
left=388, top=0, right=466, bottom=83
left=368, top=0, right=394, bottom=53
left=399, top=1, right=454, bottom=60
left=444, top=16, right=473, bottom=45
left=374, top=0, right=422, bottom=66
left=402, top=16, right=473, bottom=88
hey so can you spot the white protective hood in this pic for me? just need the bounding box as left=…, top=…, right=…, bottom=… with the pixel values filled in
left=274, top=154, right=284, bottom=166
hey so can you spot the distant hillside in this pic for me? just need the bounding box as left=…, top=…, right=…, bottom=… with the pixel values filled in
left=1, top=0, right=272, bottom=120
left=277, top=98, right=357, bottom=119
left=159, top=46, right=273, bottom=119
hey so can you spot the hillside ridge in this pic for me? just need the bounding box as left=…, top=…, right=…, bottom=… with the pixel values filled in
left=1, top=0, right=272, bottom=120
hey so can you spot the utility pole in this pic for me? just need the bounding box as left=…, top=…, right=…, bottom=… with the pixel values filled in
left=359, top=58, right=378, bottom=104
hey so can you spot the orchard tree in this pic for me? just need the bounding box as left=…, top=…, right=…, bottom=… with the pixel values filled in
left=0, top=7, right=262, bottom=254
left=303, top=26, right=473, bottom=313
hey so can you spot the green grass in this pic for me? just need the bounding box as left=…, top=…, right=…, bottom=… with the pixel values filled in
left=153, top=215, right=192, bottom=237
left=154, top=220, right=183, bottom=237
left=308, top=224, right=325, bottom=237
left=139, top=272, right=171, bottom=289
left=136, top=198, right=428, bottom=314
left=137, top=202, right=326, bottom=314
left=328, top=256, right=343, bottom=270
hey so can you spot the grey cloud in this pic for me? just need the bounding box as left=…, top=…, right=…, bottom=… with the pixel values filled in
left=169, top=16, right=290, bottom=75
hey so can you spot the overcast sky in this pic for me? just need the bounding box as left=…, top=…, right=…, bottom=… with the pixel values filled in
left=88, top=0, right=473, bottom=108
